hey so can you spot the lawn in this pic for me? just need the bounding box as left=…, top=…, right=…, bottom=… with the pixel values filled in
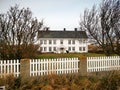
left=37, top=53, right=106, bottom=59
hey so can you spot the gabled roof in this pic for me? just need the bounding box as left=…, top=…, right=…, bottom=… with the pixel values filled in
left=38, top=30, right=88, bottom=39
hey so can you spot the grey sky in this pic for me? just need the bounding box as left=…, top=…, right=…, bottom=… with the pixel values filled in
left=0, top=0, right=101, bottom=30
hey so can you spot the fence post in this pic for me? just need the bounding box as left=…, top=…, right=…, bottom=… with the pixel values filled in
left=20, top=59, right=30, bottom=84
left=79, top=56, right=87, bottom=76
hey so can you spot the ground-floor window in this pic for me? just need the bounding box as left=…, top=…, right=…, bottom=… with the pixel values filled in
left=44, top=47, right=47, bottom=51
left=68, top=47, right=71, bottom=51
left=72, top=47, right=75, bottom=51
left=83, top=47, right=86, bottom=51
left=49, top=47, right=52, bottom=52
left=79, top=47, right=86, bottom=51
left=53, top=47, right=56, bottom=51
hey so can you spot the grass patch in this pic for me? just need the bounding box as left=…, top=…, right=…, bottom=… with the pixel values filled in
left=37, top=53, right=107, bottom=59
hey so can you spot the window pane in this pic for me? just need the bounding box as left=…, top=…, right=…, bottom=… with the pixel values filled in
left=49, top=40, right=52, bottom=44
left=44, top=47, right=47, bottom=51
left=44, top=40, right=47, bottom=44
left=68, top=47, right=71, bottom=51
left=53, top=47, right=56, bottom=51
left=72, top=40, right=75, bottom=44
left=72, top=47, right=75, bottom=51
left=53, top=40, right=56, bottom=44
left=79, top=47, right=82, bottom=51
left=68, top=40, right=71, bottom=44
left=49, top=47, right=52, bottom=51
left=40, top=40, right=43, bottom=44
left=83, top=47, right=85, bottom=51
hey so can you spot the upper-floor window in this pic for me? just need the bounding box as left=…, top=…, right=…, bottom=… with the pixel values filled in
left=40, top=40, right=43, bottom=44
left=72, top=40, right=75, bottom=44
left=49, top=40, right=52, bottom=44
left=44, top=40, right=47, bottom=44
left=79, top=39, right=86, bottom=44
left=53, top=40, right=56, bottom=44
left=60, top=40, right=63, bottom=44
left=68, top=40, right=71, bottom=44
left=83, top=39, right=86, bottom=43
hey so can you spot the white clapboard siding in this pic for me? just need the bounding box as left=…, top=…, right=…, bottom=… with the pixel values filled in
left=87, top=56, right=120, bottom=72
left=0, top=60, right=20, bottom=78
left=30, top=58, right=79, bottom=76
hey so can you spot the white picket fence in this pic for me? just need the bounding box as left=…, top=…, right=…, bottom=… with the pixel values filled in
left=0, top=60, right=20, bottom=78
left=30, top=58, right=79, bottom=76
left=87, top=56, right=120, bottom=72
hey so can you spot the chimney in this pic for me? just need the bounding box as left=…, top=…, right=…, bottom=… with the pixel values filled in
left=74, top=28, right=77, bottom=31
left=63, top=28, right=66, bottom=31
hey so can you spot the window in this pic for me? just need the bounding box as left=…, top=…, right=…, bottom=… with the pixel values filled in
left=40, top=47, right=43, bottom=51
left=60, top=40, right=63, bottom=44
left=68, top=40, right=71, bottom=44
left=68, top=47, right=71, bottom=51
left=83, top=39, right=86, bottom=43
left=72, top=47, right=75, bottom=51
left=79, top=47, right=82, bottom=51
left=49, top=40, right=52, bottom=44
left=53, top=47, right=56, bottom=51
left=44, top=47, right=47, bottom=51
left=79, top=39, right=82, bottom=44
left=83, top=47, right=85, bottom=51
left=72, top=40, right=75, bottom=44
left=49, top=47, right=52, bottom=51
left=79, top=47, right=86, bottom=51
left=44, top=40, right=47, bottom=44
left=40, top=40, right=43, bottom=44
left=53, top=40, right=56, bottom=44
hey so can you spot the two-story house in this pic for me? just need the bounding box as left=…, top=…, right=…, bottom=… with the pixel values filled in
left=38, top=28, right=88, bottom=53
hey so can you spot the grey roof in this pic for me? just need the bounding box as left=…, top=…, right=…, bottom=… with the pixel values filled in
left=38, top=31, right=88, bottom=38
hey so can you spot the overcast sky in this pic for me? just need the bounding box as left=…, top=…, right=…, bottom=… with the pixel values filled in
left=0, top=0, right=101, bottom=30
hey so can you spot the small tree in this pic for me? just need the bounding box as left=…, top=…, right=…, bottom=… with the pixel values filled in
left=0, top=5, right=43, bottom=59
left=80, top=0, right=120, bottom=55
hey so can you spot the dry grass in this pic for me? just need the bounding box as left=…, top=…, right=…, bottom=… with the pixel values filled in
left=1, top=71, right=120, bottom=90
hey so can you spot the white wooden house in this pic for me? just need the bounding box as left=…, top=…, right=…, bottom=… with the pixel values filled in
left=38, top=28, right=88, bottom=53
